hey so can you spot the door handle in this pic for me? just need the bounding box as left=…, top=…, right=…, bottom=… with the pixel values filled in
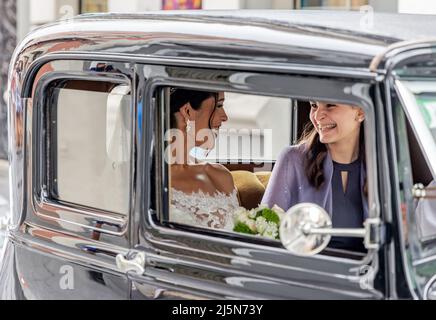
left=116, top=251, right=146, bottom=275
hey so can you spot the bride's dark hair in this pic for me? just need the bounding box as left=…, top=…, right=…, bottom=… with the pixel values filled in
left=169, top=88, right=218, bottom=129
left=298, top=119, right=367, bottom=195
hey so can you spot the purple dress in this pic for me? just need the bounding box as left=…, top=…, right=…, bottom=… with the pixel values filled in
left=261, top=143, right=369, bottom=220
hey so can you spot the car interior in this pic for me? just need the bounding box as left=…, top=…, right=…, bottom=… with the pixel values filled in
left=164, top=89, right=369, bottom=259
left=405, top=120, right=433, bottom=186
left=223, top=100, right=311, bottom=210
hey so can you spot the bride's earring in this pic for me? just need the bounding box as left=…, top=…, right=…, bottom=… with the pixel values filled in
left=186, top=120, right=192, bottom=133
left=355, top=115, right=365, bottom=122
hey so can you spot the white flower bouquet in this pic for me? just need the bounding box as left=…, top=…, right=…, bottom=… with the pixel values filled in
left=233, top=204, right=285, bottom=240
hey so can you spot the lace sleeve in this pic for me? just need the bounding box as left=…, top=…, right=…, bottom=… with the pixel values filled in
left=170, top=188, right=240, bottom=230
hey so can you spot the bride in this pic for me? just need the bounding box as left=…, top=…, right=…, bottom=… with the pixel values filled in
left=168, top=88, right=239, bottom=230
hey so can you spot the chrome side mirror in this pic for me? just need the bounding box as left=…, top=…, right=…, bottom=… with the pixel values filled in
left=279, top=203, right=332, bottom=256
left=280, top=203, right=381, bottom=256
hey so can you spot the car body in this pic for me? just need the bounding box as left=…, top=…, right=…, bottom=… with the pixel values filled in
left=1, top=10, right=436, bottom=299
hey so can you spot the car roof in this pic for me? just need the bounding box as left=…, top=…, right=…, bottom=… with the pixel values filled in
left=76, top=9, right=436, bottom=43
left=14, top=10, right=436, bottom=79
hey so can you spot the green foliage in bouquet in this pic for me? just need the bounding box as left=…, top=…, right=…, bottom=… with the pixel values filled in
left=233, top=205, right=285, bottom=240
left=233, top=222, right=257, bottom=235
left=255, top=208, right=280, bottom=225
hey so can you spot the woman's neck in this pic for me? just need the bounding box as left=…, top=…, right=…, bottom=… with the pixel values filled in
left=327, top=131, right=360, bottom=164
left=169, top=131, right=197, bottom=165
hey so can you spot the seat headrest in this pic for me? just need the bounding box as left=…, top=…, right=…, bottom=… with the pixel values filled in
left=230, top=170, right=271, bottom=210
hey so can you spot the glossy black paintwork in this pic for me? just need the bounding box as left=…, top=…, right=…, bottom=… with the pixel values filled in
left=1, top=10, right=436, bottom=300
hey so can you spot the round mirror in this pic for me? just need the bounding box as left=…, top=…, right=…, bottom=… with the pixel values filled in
left=279, top=203, right=332, bottom=256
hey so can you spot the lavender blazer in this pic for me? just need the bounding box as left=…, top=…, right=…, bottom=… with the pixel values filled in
left=261, top=144, right=369, bottom=219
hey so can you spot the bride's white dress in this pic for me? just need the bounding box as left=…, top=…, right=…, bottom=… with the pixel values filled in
left=170, top=188, right=239, bottom=230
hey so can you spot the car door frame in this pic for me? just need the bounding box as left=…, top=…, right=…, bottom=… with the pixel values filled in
left=129, top=59, right=390, bottom=300
left=383, top=42, right=436, bottom=299
left=9, top=57, right=135, bottom=299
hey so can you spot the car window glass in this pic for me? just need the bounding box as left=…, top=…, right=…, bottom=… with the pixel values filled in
left=394, top=80, right=436, bottom=247
left=161, top=87, right=369, bottom=256
left=50, top=80, right=132, bottom=215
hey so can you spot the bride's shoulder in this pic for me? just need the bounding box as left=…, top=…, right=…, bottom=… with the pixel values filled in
left=203, top=162, right=231, bottom=176
left=203, top=163, right=235, bottom=194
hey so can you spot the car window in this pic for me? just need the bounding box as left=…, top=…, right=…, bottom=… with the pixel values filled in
left=396, top=80, right=436, bottom=178
left=159, top=86, right=370, bottom=256
left=394, top=80, right=436, bottom=248
left=46, top=80, right=132, bottom=215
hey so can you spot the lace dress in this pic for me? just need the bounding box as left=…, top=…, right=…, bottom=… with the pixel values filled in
left=170, top=188, right=240, bottom=231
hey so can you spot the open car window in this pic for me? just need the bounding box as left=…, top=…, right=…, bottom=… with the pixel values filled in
left=158, top=86, right=370, bottom=258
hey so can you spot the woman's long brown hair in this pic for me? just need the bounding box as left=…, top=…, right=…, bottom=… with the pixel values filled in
left=298, top=120, right=367, bottom=196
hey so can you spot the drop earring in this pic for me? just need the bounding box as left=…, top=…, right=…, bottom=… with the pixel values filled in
left=186, top=119, right=192, bottom=133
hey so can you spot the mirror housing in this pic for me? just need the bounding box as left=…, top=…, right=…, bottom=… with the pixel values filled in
left=280, top=203, right=382, bottom=256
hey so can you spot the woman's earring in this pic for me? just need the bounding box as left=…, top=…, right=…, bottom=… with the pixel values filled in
left=186, top=120, right=192, bottom=133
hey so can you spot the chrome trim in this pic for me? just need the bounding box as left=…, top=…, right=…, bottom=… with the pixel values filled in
left=140, top=264, right=375, bottom=299
left=8, top=223, right=128, bottom=275
left=309, top=228, right=364, bottom=237
left=424, top=274, right=436, bottom=300
left=383, top=90, right=400, bottom=297
left=307, top=218, right=384, bottom=251
left=384, top=78, right=420, bottom=300
left=394, top=80, right=436, bottom=178
left=32, top=200, right=128, bottom=236
left=412, top=254, right=436, bottom=267
left=386, top=48, right=435, bottom=77
left=145, top=76, right=381, bottom=287
left=23, top=61, right=130, bottom=97
left=30, top=72, right=132, bottom=236
left=124, top=245, right=379, bottom=299
left=20, top=52, right=379, bottom=97
left=370, top=38, right=436, bottom=72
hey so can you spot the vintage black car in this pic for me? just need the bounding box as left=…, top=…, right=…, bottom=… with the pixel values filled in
left=0, top=10, right=436, bottom=300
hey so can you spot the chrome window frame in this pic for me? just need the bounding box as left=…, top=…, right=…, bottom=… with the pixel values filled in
left=394, top=80, right=436, bottom=178
left=32, top=70, right=133, bottom=237
left=139, top=64, right=385, bottom=298
left=386, top=48, right=436, bottom=299
left=152, top=83, right=380, bottom=251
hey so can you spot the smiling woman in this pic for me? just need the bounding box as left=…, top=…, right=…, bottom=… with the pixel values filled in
left=262, top=101, right=368, bottom=252
left=163, top=90, right=369, bottom=252
left=167, top=88, right=239, bottom=230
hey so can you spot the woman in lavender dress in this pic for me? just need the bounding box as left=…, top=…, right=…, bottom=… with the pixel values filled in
left=262, top=101, right=367, bottom=252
